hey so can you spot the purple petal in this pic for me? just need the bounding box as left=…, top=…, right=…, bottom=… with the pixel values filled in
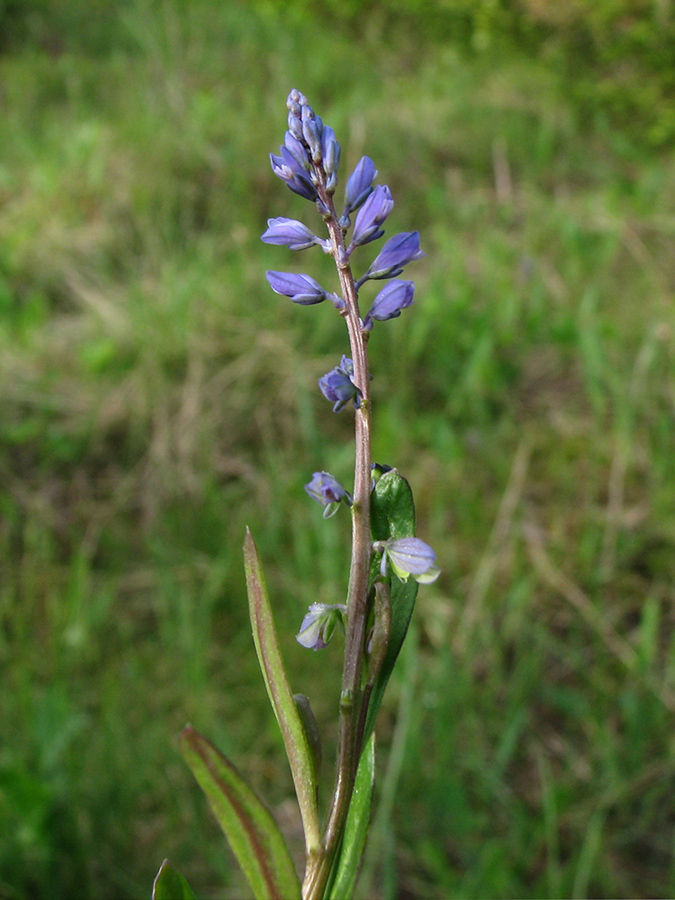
left=304, top=471, right=351, bottom=507
left=363, top=279, right=415, bottom=331
left=261, top=217, right=328, bottom=251
left=318, top=357, right=360, bottom=412
left=352, top=185, right=394, bottom=248
left=384, top=537, right=440, bottom=583
left=266, top=271, right=327, bottom=304
left=321, top=125, right=341, bottom=182
left=358, top=231, right=424, bottom=286
left=343, top=156, right=377, bottom=216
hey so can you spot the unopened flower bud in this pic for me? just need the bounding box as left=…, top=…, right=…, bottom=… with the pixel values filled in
left=362, top=280, right=415, bottom=331
left=261, top=217, right=329, bottom=252
left=266, top=270, right=328, bottom=305
left=357, top=231, right=424, bottom=287
left=343, top=156, right=377, bottom=219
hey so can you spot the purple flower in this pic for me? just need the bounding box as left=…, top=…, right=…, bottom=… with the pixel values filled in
left=296, top=602, right=346, bottom=651
left=342, top=157, right=377, bottom=221
left=351, top=185, right=394, bottom=249
left=305, top=471, right=352, bottom=517
left=284, top=89, right=339, bottom=190
left=270, top=142, right=318, bottom=202
left=321, top=125, right=341, bottom=192
left=261, top=217, right=330, bottom=252
left=282, top=131, right=310, bottom=171
left=266, top=271, right=327, bottom=305
left=357, top=231, right=424, bottom=287
left=378, top=537, right=440, bottom=584
left=318, top=355, right=361, bottom=412
left=362, top=280, right=415, bottom=331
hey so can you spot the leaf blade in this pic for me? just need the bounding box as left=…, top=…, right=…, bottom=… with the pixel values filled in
left=244, top=528, right=321, bottom=853
left=179, top=726, right=301, bottom=900
left=364, top=470, right=419, bottom=742
left=152, top=859, right=197, bottom=900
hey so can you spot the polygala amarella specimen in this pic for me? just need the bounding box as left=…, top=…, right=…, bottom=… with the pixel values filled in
left=154, top=90, right=439, bottom=900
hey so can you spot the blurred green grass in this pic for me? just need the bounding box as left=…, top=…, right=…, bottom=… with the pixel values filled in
left=1, top=1, right=675, bottom=898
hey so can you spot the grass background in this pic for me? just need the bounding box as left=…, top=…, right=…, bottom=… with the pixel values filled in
left=1, top=1, right=675, bottom=897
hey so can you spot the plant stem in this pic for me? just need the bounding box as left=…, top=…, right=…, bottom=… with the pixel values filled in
left=302, top=180, right=373, bottom=900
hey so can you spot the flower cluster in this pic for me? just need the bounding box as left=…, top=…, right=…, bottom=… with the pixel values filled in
left=262, top=89, right=424, bottom=347
left=262, top=90, right=438, bottom=651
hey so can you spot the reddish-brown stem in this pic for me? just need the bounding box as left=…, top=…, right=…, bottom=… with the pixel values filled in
left=302, top=179, right=372, bottom=900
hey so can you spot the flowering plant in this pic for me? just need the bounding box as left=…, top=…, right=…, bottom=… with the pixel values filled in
left=153, top=90, right=438, bottom=900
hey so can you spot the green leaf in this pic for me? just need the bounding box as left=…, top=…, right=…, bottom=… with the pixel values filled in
left=370, top=468, right=416, bottom=543
left=364, top=470, right=418, bottom=742
left=244, top=528, right=321, bottom=854
left=326, top=734, right=376, bottom=900
left=179, top=726, right=301, bottom=900
left=152, top=859, right=197, bottom=900
left=293, top=693, right=322, bottom=790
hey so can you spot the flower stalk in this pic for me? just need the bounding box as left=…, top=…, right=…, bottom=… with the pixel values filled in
left=300, top=175, right=373, bottom=900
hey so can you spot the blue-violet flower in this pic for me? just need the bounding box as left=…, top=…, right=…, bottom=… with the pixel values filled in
left=266, top=271, right=328, bottom=305
left=270, top=144, right=318, bottom=202
left=351, top=184, right=394, bottom=249
left=356, top=231, right=424, bottom=287
left=378, top=537, right=440, bottom=584
left=261, top=217, right=330, bottom=252
left=296, top=602, right=347, bottom=651
left=318, top=356, right=362, bottom=412
left=363, top=279, right=415, bottom=331
left=321, top=126, right=341, bottom=192
left=342, top=156, right=377, bottom=223
left=305, top=471, right=353, bottom=518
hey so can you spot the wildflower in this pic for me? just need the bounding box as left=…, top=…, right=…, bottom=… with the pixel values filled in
left=351, top=185, right=394, bottom=249
left=356, top=231, right=424, bottom=287
left=296, top=603, right=347, bottom=651
left=305, top=472, right=353, bottom=518
left=266, top=271, right=328, bottom=305
left=318, top=356, right=362, bottom=412
left=362, top=280, right=415, bottom=331
left=270, top=141, right=318, bottom=202
left=261, top=217, right=330, bottom=252
left=321, top=126, right=341, bottom=192
left=377, top=537, right=440, bottom=584
left=341, top=157, right=377, bottom=224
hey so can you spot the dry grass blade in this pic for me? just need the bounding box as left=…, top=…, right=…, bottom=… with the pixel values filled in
left=455, top=438, right=531, bottom=650
left=523, top=518, right=675, bottom=713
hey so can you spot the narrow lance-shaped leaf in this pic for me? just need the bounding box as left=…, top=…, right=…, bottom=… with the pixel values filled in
left=244, top=527, right=321, bottom=854
left=363, top=469, right=418, bottom=743
left=325, top=734, right=376, bottom=900
left=180, top=726, right=301, bottom=900
left=152, top=860, right=197, bottom=900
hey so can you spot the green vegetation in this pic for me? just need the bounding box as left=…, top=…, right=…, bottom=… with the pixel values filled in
left=1, top=1, right=675, bottom=897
